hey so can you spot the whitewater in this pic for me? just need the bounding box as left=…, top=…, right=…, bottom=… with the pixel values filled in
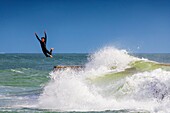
left=38, top=47, right=170, bottom=113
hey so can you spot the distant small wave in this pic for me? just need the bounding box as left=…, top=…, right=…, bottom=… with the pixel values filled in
left=11, top=69, right=24, bottom=74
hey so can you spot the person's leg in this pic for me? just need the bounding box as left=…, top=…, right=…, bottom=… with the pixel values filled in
left=46, top=48, right=54, bottom=58
left=43, top=51, right=50, bottom=57
left=49, top=48, right=54, bottom=55
left=45, top=48, right=54, bottom=58
left=46, top=49, right=51, bottom=55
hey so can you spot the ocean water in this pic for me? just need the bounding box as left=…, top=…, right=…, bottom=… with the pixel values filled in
left=1, top=47, right=170, bottom=113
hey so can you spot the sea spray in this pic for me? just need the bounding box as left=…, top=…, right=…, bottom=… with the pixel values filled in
left=85, top=47, right=138, bottom=72
left=38, top=68, right=116, bottom=111
left=38, top=47, right=170, bottom=112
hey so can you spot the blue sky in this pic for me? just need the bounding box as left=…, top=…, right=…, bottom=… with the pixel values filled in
left=0, top=0, right=170, bottom=53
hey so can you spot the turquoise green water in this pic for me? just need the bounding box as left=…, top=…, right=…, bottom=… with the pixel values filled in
left=0, top=53, right=170, bottom=112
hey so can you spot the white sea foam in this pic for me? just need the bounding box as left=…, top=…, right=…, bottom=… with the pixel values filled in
left=11, top=69, right=24, bottom=74
left=38, top=47, right=170, bottom=113
left=114, top=69, right=170, bottom=112
left=85, top=47, right=138, bottom=73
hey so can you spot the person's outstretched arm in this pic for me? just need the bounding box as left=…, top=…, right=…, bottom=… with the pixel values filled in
left=44, top=31, right=47, bottom=44
left=35, top=33, right=41, bottom=42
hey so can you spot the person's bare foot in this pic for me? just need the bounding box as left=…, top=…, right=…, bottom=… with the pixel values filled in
left=50, top=48, right=54, bottom=50
left=50, top=55, right=53, bottom=58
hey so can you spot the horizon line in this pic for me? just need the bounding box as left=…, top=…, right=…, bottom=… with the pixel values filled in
left=1, top=52, right=170, bottom=54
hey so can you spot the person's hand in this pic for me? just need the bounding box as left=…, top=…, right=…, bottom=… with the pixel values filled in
left=44, top=31, right=46, bottom=34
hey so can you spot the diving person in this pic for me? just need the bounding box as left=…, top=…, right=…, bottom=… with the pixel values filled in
left=35, top=31, right=54, bottom=58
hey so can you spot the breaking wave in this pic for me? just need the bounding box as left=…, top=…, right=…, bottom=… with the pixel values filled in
left=38, top=47, right=170, bottom=113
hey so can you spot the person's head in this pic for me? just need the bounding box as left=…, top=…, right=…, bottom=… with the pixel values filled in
left=41, top=37, right=45, bottom=42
